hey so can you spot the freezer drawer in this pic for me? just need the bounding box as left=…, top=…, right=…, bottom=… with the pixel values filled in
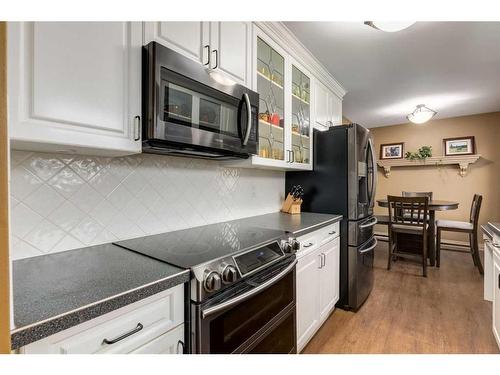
left=348, top=215, right=377, bottom=247
left=348, top=236, right=376, bottom=310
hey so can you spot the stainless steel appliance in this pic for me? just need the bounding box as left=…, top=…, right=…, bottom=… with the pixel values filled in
left=142, top=42, right=259, bottom=159
left=285, top=123, right=377, bottom=310
left=115, top=222, right=299, bottom=353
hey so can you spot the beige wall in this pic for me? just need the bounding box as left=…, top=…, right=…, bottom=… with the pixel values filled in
left=371, top=111, right=500, bottom=242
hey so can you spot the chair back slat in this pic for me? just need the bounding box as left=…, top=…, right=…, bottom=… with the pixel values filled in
left=402, top=191, right=433, bottom=200
left=387, top=195, right=429, bottom=227
left=469, top=194, right=482, bottom=227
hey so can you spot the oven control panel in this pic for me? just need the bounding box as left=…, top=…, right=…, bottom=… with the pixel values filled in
left=233, top=242, right=283, bottom=276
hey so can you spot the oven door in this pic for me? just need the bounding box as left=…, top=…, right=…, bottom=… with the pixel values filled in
left=192, top=258, right=297, bottom=354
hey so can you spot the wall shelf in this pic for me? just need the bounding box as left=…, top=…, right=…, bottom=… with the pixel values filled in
left=377, top=154, right=481, bottom=178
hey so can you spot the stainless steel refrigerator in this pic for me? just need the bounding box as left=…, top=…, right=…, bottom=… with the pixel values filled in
left=286, top=123, right=377, bottom=310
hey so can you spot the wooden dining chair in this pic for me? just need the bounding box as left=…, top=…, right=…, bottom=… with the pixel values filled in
left=402, top=191, right=432, bottom=221
left=387, top=195, right=430, bottom=277
left=436, top=194, right=483, bottom=274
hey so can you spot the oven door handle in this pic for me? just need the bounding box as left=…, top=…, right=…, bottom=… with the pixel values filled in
left=201, top=260, right=297, bottom=319
left=242, top=93, right=252, bottom=146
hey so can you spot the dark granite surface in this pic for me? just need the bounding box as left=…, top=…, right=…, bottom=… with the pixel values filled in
left=230, top=212, right=342, bottom=236
left=11, top=211, right=340, bottom=349
left=11, top=243, right=189, bottom=349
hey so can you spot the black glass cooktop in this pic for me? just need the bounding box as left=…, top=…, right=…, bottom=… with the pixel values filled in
left=114, top=222, right=286, bottom=269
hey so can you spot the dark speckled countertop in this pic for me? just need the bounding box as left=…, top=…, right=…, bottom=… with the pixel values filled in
left=11, top=211, right=341, bottom=350
left=231, top=212, right=342, bottom=236
left=11, top=243, right=189, bottom=350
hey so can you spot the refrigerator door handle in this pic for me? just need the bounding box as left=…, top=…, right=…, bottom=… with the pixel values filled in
left=367, top=137, right=377, bottom=211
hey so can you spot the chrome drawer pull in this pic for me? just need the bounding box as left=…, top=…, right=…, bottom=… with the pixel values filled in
left=102, top=323, right=143, bottom=345
left=328, top=231, right=336, bottom=235
left=303, top=242, right=314, bottom=248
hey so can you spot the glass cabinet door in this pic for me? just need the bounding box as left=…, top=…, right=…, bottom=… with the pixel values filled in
left=290, top=65, right=311, bottom=165
left=256, top=37, right=285, bottom=161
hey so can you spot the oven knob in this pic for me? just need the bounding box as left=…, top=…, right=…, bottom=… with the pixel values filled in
left=291, top=239, right=300, bottom=252
left=204, top=271, right=222, bottom=293
left=283, top=242, right=293, bottom=253
left=221, top=265, right=238, bottom=284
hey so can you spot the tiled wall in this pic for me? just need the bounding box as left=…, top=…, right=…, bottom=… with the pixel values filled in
left=9, top=151, right=285, bottom=260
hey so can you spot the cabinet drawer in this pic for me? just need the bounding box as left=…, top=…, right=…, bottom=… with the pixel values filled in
left=23, top=285, right=184, bottom=354
left=130, top=324, right=184, bottom=354
left=318, top=222, right=340, bottom=246
left=296, top=231, right=321, bottom=257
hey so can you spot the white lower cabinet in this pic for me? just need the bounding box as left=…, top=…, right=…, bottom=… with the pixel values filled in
left=493, top=248, right=500, bottom=349
left=296, top=245, right=321, bottom=351
left=296, top=223, right=340, bottom=352
left=319, top=237, right=340, bottom=324
left=21, top=285, right=185, bottom=354
left=130, top=324, right=184, bottom=354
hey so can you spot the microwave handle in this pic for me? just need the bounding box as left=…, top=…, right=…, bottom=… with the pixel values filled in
left=201, top=259, right=297, bottom=319
left=242, top=93, right=252, bottom=146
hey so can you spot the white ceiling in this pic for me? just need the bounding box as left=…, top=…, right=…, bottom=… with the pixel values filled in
left=284, top=22, right=500, bottom=128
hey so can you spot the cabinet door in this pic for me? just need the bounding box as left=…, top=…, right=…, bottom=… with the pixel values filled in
left=296, top=247, right=321, bottom=352
left=314, top=80, right=329, bottom=129
left=130, top=324, right=184, bottom=354
left=493, top=253, right=500, bottom=349
left=254, top=28, right=287, bottom=164
left=290, top=61, right=312, bottom=168
left=8, top=22, right=142, bottom=156
left=144, top=22, right=209, bottom=65
left=319, top=237, right=340, bottom=324
left=329, top=93, right=343, bottom=126
left=210, top=22, right=251, bottom=87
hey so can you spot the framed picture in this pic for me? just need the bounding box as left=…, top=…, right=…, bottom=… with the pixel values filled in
left=380, top=142, right=405, bottom=159
left=443, top=136, right=475, bottom=156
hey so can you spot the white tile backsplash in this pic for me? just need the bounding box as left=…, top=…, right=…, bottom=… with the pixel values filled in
left=9, top=151, right=285, bottom=260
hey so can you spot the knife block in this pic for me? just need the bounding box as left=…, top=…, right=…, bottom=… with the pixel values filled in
left=281, top=193, right=302, bottom=215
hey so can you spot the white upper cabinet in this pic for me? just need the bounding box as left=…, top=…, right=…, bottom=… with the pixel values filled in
left=143, top=22, right=209, bottom=65
left=8, top=22, right=142, bottom=156
left=314, top=80, right=343, bottom=130
left=144, top=21, right=251, bottom=87
left=209, top=22, right=251, bottom=86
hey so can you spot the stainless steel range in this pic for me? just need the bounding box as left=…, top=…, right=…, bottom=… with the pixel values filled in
left=115, top=222, right=299, bottom=354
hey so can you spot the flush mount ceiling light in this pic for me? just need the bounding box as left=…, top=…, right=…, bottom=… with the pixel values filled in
left=364, top=21, right=416, bottom=32
left=406, top=104, right=437, bottom=124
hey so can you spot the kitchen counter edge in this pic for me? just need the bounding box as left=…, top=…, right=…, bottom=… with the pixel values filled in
left=10, top=269, right=190, bottom=350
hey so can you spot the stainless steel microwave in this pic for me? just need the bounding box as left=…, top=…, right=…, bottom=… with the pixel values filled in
left=142, top=42, right=259, bottom=159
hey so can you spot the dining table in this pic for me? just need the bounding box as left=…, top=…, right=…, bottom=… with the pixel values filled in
left=376, top=199, right=459, bottom=266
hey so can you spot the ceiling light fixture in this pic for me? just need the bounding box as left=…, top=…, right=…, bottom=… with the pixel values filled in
left=364, top=21, right=415, bottom=32
left=406, top=104, right=437, bottom=124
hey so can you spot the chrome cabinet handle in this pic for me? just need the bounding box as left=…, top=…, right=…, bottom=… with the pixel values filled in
left=134, top=116, right=141, bottom=141
left=322, top=253, right=326, bottom=267
left=177, top=340, right=185, bottom=354
left=202, top=260, right=297, bottom=318
left=303, top=242, right=314, bottom=248
left=291, top=150, right=295, bottom=163
left=212, top=49, right=218, bottom=69
left=318, top=254, right=322, bottom=269
left=360, top=217, right=378, bottom=229
left=328, top=231, right=336, bottom=235
left=203, top=45, right=210, bottom=66
left=242, top=93, right=252, bottom=146
left=102, top=323, right=143, bottom=345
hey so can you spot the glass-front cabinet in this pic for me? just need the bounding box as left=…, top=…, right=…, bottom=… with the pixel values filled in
left=290, top=64, right=311, bottom=165
left=250, top=28, right=313, bottom=170
left=256, top=36, right=285, bottom=162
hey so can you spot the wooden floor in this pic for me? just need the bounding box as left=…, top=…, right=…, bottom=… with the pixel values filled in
left=303, top=242, right=499, bottom=353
